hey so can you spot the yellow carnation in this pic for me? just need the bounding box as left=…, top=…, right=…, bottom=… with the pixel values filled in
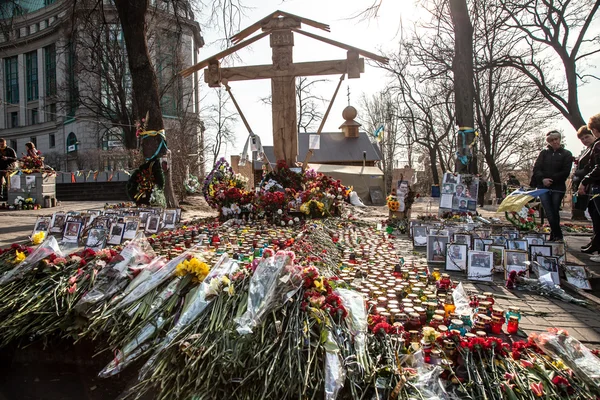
left=31, top=231, right=46, bottom=245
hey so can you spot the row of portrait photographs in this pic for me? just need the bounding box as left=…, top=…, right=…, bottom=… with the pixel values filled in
left=429, top=236, right=564, bottom=284
left=32, top=208, right=180, bottom=248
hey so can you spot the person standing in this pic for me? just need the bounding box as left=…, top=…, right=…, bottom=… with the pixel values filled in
left=531, top=131, right=574, bottom=242
left=578, top=114, right=600, bottom=255
left=572, top=126, right=596, bottom=246
left=25, top=142, right=41, bottom=158
left=478, top=179, right=488, bottom=207
left=0, top=138, right=17, bottom=201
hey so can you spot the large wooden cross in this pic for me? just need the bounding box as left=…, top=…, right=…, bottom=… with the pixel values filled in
left=181, top=11, right=388, bottom=166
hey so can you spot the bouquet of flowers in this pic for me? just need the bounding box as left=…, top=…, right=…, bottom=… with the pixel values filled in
left=21, top=155, right=44, bottom=170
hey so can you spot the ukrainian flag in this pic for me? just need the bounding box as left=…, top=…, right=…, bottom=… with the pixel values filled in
left=497, top=188, right=549, bottom=212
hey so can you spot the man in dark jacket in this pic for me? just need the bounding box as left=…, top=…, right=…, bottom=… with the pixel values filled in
left=0, top=138, right=17, bottom=201
left=531, top=130, right=573, bottom=242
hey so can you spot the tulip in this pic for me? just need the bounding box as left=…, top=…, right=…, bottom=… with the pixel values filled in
left=530, top=382, right=544, bottom=397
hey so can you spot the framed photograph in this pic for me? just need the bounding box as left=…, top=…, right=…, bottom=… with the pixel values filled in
left=163, top=209, right=177, bottom=229
left=412, top=225, right=428, bottom=247
left=63, top=221, right=82, bottom=244
left=565, top=265, right=591, bottom=290
left=139, top=212, right=150, bottom=228
left=443, top=172, right=458, bottom=184
left=535, top=255, right=560, bottom=284
left=467, top=251, right=494, bottom=281
left=548, top=242, right=566, bottom=262
left=429, top=229, right=449, bottom=237
left=50, top=212, right=66, bottom=234
left=107, top=222, right=125, bottom=245
left=453, top=234, right=472, bottom=249
left=502, top=229, right=519, bottom=239
left=474, top=229, right=492, bottom=239
left=427, top=235, right=450, bottom=264
left=489, top=245, right=505, bottom=271
left=474, top=238, right=493, bottom=251
left=175, top=208, right=182, bottom=223
left=92, top=216, right=111, bottom=230
left=490, top=235, right=507, bottom=246
left=507, top=239, right=528, bottom=251
left=530, top=244, right=552, bottom=259
left=525, top=236, right=545, bottom=247
left=85, top=228, right=107, bottom=251
left=122, top=219, right=140, bottom=241
left=446, top=243, right=467, bottom=271
left=145, top=214, right=161, bottom=234
left=32, top=216, right=51, bottom=235
left=505, top=250, right=529, bottom=278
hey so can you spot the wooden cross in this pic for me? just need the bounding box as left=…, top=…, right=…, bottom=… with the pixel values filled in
left=180, top=11, right=388, bottom=166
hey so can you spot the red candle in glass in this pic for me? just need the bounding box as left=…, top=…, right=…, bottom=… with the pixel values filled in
left=507, top=316, right=519, bottom=334
left=491, top=316, right=503, bottom=335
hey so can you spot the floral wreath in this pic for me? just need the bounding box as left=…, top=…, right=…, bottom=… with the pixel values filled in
left=184, top=174, right=201, bottom=194
left=386, top=195, right=400, bottom=212
left=505, top=205, right=537, bottom=230
left=126, top=160, right=165, bottom=205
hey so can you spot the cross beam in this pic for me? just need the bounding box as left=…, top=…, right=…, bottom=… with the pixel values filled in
left=205, top=58, right=364, bottom=84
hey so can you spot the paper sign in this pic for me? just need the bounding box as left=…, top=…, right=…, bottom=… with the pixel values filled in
left=26, top=175, right=35, bottom=190
left=10, top=174, right=20, bottom=190
left=309, top=134, right=320, bottom=150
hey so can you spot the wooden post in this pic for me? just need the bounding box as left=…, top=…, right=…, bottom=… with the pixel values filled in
left=270, top=28, right=298, bottom=166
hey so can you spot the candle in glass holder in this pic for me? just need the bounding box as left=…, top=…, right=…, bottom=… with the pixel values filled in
left=507, top=315, right=519, bottom=334
left=491, top=316, right=503, bottom=334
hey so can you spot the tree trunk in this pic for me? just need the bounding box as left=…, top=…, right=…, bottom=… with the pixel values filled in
left=485, top=152, right=503, bottom=200
left=429, top=147, right=440, bottom=185
left=449, top=0, right=476, bottom=175
left=114, top=0, right=177, bottom=208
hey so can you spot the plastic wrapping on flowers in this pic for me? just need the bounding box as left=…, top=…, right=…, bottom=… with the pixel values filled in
left=0, top=236, right=64, bottom=286
left=235, top=251, right=302, bottom=335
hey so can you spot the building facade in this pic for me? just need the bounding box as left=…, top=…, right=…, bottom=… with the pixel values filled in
left=0, top=0, right=204, bottom=172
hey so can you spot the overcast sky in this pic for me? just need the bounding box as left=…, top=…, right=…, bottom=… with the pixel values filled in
left=198, top=0, right=599, bottom=163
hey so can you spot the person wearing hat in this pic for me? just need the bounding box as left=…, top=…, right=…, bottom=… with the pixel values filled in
left=578, top=114, right=600, bottom=256
left=530, top=130, right=573, bottom=242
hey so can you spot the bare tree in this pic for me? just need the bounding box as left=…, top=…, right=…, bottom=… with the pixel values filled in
left=203, top=87, right=238, bottom=167
left=358, top=91, right=402, bottom=193
left=498, top=0, right=600, bottom=129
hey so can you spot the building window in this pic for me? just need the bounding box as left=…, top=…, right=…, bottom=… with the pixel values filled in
left=66, top=132, right=78, bottom=153
left=67, top=41, right=79, bottom=117
left=46, top=103, right=57, bottom=121
left=9, top=112, right=19, bottom=128
left=49, top=133, right=55, bottom=148
left=26, top=51, right=39, bottom=101
left=157, top=30, right=180, bottom=117
left=30, top=137, right=37, bottom=148
left=44, top=0, right=56, bottom=5
left=101, top=127, right=124, bottom=150
left=44, top=44, right=56, bottom=96
left=10, top=140, right=17, bottom=152
left=4, top=56, right=19, bottom=104
left=30, top=108, right=38, bottom=125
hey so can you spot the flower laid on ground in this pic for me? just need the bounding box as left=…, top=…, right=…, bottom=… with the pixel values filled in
left=175, top=257, right=210, bottom=283
left=13, top=250, right=26, bottom=264
left=31, top=231, right=45, bottom=245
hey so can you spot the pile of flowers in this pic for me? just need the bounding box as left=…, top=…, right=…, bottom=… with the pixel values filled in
left=126, top=160, right=165, bottom=206
left=21, top=155, right=44, bottom=171
left=202, top=158, right=349, bottom=222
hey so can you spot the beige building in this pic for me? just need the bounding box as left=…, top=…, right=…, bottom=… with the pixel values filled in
left=0, top=0, right=203, bottom=172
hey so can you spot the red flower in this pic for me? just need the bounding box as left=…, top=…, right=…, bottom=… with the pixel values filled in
left=552, top=375, right=573, bottom=393
left=530, top=382, right=544, bottom=397
left=520, top=359, right=534, bottom=368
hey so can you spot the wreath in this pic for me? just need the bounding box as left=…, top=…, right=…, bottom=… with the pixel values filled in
left=505, top=205, right=537, bottom=231
left=127, top=160, right=165, bottom=205
left=184, top=174, right=201, bottom=194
